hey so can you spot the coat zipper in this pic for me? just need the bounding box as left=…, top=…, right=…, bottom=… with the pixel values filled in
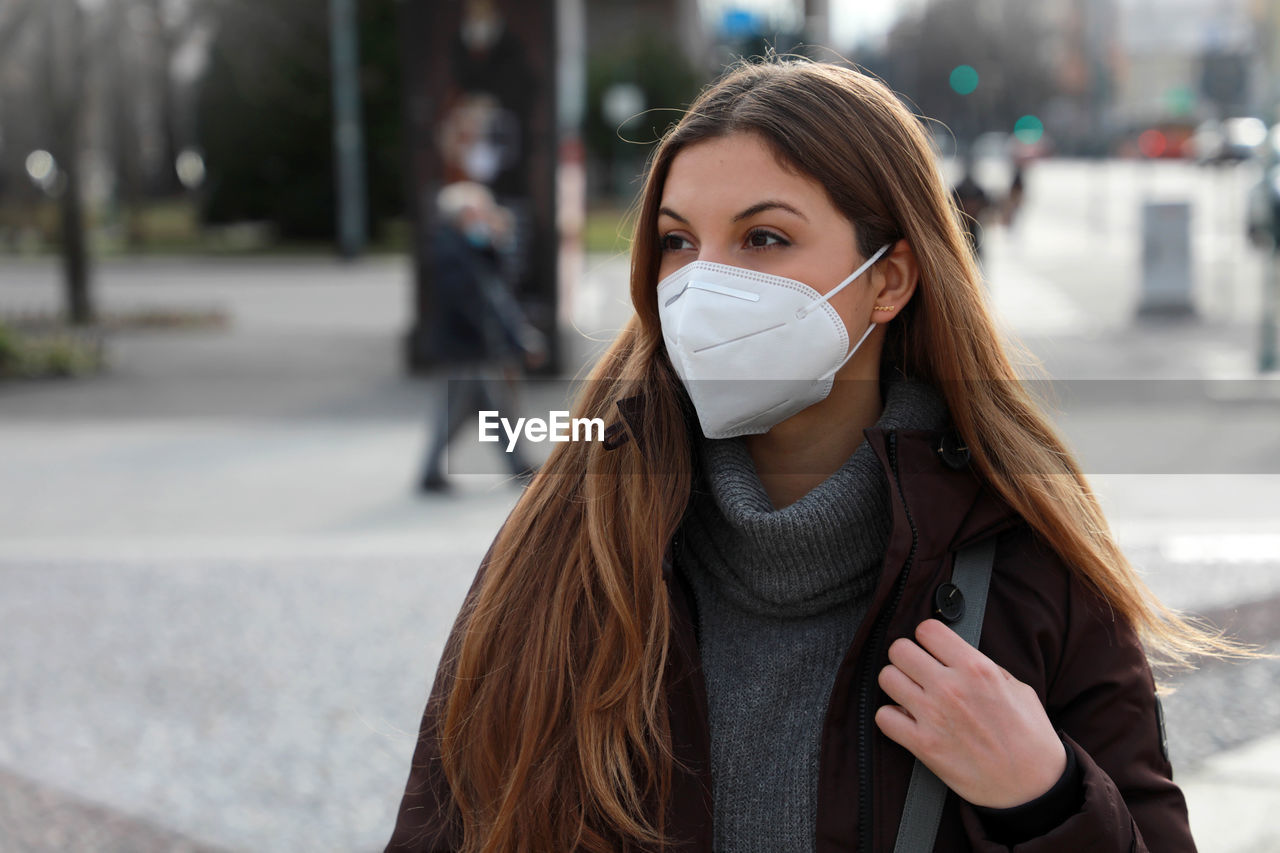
left=666, top=528, right=717, bottom=851
left=857, top=431, right=919, bottom=852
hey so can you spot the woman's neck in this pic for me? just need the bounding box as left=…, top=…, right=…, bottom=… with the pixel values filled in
left=743, top=378, right=884, bottom=509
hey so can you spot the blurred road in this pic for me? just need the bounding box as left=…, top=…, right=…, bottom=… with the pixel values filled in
left=1, top=160, right=1278, bottom=851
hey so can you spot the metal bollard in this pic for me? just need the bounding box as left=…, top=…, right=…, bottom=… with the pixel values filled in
left=1138, top=200, right=1197, bottom=319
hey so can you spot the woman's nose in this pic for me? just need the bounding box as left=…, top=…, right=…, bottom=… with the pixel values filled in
left=696, top=248, right=732, bottom=266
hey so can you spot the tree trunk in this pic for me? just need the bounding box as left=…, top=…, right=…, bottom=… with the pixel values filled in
left=60, top=141, right=92, bottom=325
left=110, top=0, right=146, bottom=248
left=150, top=0, right=182, bottom=196
left=48, top=0, right=94, bottom=325
left=157, top=52, right=182, bottom=196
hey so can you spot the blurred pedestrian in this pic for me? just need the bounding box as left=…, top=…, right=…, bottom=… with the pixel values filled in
left=952, top=152, right=992, bottom=260
left=1002, top=160, right=1026, bottom=232
left=389, top=58, right=1247, bottom=852
left=418, top=181, right=546, bottom=493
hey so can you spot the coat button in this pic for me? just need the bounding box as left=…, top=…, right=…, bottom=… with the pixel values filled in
left=933, top=583, right=965, bottom=624
left=936, top=430, right=971, bottom=470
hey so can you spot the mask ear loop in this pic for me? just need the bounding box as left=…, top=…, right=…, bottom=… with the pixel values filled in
left=796, top=242, right=893, bottom=320
left=819, top=321, right=879, bottom=381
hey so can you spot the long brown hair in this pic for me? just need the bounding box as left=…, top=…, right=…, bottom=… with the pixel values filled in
left=436, top=56, right=1243, bottom=852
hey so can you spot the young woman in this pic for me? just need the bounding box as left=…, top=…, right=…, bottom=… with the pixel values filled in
left=387, top=58, right=1236, bottom=852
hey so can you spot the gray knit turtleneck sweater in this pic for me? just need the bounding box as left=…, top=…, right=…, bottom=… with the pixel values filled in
left=676, top=377, right=951, bottom=852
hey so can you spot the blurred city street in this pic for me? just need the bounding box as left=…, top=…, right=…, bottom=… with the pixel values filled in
left=2, top=159, right=1280, bottom=851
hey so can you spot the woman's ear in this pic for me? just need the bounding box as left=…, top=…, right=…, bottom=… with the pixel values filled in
left=873, top=239, right=920, bottom=314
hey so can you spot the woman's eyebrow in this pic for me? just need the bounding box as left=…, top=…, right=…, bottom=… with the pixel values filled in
left=657, top=200, right=809, bottom=224
left=732, top=200, right=809, bottom=223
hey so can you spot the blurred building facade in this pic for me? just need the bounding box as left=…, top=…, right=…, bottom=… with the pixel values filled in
left=1253, top=0, right=1280, bottom=124
left=1037, top=0, right=1122, bottom=155
left=998, top=0, right=1260, bottom=155
left=1113, top=0, right=1255, bottom=126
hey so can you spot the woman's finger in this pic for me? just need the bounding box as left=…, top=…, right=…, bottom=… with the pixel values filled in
left=878, top=663, right=925, bottom=711
left=874, top=703, right=918, bottom=749
left=914, top=618, right=982, bottom=669
left=886, top=635, right=947, bottom=685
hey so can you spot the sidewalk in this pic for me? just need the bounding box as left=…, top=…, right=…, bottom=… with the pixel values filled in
left=1182, top=732, right=1280, bottom=852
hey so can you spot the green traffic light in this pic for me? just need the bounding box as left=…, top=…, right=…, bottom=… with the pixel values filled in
left=1014, top=115, right=1044, bottom=144
left=950, top=65, right=979, bottom=95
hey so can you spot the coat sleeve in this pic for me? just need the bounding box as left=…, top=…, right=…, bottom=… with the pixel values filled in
left=432, top=237, right=492, bottom=356
left=385, top=539, right=500, bottom=852
left=958, top=566, right=1197, bottom=852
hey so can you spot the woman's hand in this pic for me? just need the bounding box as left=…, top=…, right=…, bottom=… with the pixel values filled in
left=875, top=619, right=1068, bottom=809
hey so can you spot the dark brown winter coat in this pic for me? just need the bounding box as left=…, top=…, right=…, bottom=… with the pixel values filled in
left=387, top=422, right=1194, bottom=852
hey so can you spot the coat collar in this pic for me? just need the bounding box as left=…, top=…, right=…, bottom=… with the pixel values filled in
left=615, top=394, right=1024, bottom=581
left=862, top=425, right=1022, bottom=558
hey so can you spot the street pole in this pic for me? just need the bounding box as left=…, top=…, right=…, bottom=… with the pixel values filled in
left=1256, top=0, right=1280, bottom=372
left=1262, top=244, right=1279, bottom=372
left=329, top=0, right=367, bottom=259
left=49, top=0, right=93, bottom=325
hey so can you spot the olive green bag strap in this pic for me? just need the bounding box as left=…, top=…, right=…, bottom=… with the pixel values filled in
left=892, top=536, right=997, bottom=853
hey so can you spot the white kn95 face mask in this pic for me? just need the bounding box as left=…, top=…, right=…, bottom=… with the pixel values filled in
left=656, top=243, right=892, bottom=439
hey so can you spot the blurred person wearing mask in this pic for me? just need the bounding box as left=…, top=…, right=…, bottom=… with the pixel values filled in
left=952, top=152, right=993, bottom=261
left=418, top=181, right=546, bottom=493
left=1001, top=158, right=1027, bottom=242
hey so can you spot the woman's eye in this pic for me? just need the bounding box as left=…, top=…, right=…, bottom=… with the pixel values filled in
left=746, top=229, right=788, bottom=249
left=660, top=234, right=693, bottom=252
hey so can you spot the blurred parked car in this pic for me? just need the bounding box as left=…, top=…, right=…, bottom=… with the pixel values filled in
left=971, top=130, right=1052, bottom=163
left=1126, top=121, right=1197, bottom=159
left=1193, top=117, right=1267, bottom=165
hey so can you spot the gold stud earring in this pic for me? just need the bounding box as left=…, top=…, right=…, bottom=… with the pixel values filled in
left=874, top=304, right=895, bottom=311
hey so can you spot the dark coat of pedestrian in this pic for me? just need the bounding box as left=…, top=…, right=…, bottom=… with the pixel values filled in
left=952, top=160, right=993, bottom=261
left=1002, top=163, right=1026, bottom=228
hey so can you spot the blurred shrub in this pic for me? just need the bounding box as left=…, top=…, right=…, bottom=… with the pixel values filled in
left=584, top=205, right=632, bottom=254
left=0, top=321, right=103, bottom=380
left=585, top=33, right=708, bottom=200
left=133, top=201, right=203, bottom=247
left=196, top=0, right=404, bottom=241
left=0, top=322, right=20, bottom=373
left=39, top=338, right=97, bottom=377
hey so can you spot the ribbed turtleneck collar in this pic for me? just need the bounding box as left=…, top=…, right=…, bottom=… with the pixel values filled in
left=680, top=376, right=951, bottom=618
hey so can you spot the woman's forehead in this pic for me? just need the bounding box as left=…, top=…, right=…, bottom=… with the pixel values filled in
left=659, top=135, right=827, bottom=216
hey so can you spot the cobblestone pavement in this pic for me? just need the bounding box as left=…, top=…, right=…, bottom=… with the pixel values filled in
left=0, top=545, right=501, bottom=852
